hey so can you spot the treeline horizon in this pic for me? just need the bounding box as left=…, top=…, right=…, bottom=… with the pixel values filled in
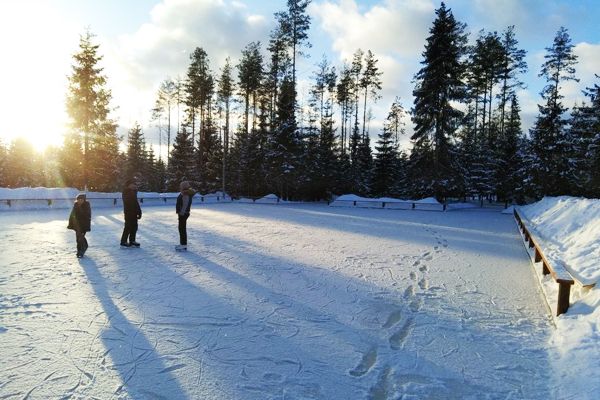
left=1, top=1, right=599, bottom=202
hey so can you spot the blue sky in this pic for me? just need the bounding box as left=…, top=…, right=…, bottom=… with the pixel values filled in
left=1, top=0, right=599, bottom=153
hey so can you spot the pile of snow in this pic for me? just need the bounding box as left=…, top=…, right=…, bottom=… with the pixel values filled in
left=517, top=196, right=600, bottom=398
left=519, top=196, right=600, bottom=285
left=236, top=194, right=284, bottom=204
left=330, top=194, right=444, bottom=211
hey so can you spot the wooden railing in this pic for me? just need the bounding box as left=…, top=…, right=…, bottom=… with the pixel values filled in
left=514, top=209, right=574, bottom=316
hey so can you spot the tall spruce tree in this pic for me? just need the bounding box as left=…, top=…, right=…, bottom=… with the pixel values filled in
left=65, top=30, right=119, bottom=191
left=125, top=123, right=147, bottom=186
left=152, top=79, right=177, bottom=164
left=59, top=131, right=85, bottom=188
left=185, top=47, right=214, bottom=148
left=569, top=78, right=600, bottom=197
left=274, top=0, right=312, bottom=94
left=217, top=58, right=235, bottom=194
left=495, top=94, right=524, bottom=204
left=167, top=127, right=195, bottom=191
left=373, top=100, right=405, bottom=196
left=498, top=26, right=527, bottom=137
left=237, top=42, right=264, bottom=135
left=336, top=64, right=353, bottom=153
left=529, top=26, right=579, bottom=196
left=360, top=50, right=383, bottom=139
left=411, top=2, right=468, bottom=200
left=267, top=76, right=299, bottom=199
left=4, top=138, right=37, bottom=188
left=309, top=57, right=339, bottom=200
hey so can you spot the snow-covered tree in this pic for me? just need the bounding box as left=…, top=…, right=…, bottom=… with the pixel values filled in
left=411, top=2, right=468, bottom=200
left=529, top=26, right=579, bottom=196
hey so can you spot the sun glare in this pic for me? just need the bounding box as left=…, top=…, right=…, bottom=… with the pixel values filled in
left=0, top=1, right=80, bottom=153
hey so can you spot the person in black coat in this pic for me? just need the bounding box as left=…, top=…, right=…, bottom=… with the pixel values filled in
left=175, top=181, right=195, bottom=251
left=120, top=179, right=142, bottom=247
left=67, top=193, right=91, bottom=258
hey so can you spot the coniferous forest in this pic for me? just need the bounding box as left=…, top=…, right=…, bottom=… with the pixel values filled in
left=1, top=1, right=599, bottom=202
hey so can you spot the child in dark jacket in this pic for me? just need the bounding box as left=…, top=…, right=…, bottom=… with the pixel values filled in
left=175, top=181, right=195, bottom=251
left=67, top=193, right=91, bottom=258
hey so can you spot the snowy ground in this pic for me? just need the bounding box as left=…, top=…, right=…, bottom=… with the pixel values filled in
left=0, top=203, right=567, bottom=399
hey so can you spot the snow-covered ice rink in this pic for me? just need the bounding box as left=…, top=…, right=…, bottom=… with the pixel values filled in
left=1, top=203, right=554, bottom=399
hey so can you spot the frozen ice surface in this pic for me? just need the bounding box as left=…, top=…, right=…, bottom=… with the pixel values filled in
left=0, top=203, right=559, bottom=399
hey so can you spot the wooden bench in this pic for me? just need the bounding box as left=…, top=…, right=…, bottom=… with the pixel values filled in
left=514, top=209, right=575, bottom=316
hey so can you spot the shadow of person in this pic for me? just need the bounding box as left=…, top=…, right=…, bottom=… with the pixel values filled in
left=78, top=256, right=188, bottom=399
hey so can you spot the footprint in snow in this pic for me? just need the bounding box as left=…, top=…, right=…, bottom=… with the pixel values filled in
left=389, top=318, right=414, bottom=350
left=403, top=285, right=415, bottom=299
left=349, top=348, right=378, bottom=377
left=383, top=310, right=402, bottom=329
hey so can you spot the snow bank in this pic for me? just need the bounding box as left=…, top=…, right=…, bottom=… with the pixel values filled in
left=330, top=194, right=444, bottom=211
left=517, top=196, right=600, bottom=399
left=519, top=196, right=600, bottom=285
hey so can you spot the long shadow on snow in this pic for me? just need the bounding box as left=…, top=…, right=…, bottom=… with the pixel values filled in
left=125, top=217, right=554, bottom=399
left=78, top=256, right=189, bottom=399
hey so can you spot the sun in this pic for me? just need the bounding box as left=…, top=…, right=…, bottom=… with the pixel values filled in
left=0, top=1, right=80, bottom=153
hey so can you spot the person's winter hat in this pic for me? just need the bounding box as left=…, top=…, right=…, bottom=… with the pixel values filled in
left=76, top=193, right=86, bottom=200
left=180, top=181, right=191, bottom=190
left=125, top=178, right=136, bottom=186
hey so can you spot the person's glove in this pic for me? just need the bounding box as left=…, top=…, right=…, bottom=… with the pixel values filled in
left=137, top=213, right=142, bottom=220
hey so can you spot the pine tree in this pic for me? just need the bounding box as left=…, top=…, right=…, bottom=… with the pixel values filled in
left=5, top=138, right=37, bottom=187
left=350, top=49, right=364, bottom=138
left=146, top=147, right=166, bottom=192
left=360, top=50, right=383, bottom=139
left=336, top=64, right=353, bottom=154
left=152, top=79, right=177, bottom=164
left=59, top=131, right=84, bottom=188
left=185, top=47, right=214, bottom=148
left=237, top=42, right=264, bottom=136
left=218, top=58, right=235, bottom=194
left=309, top=57, right=339, bottom=200
left=530, top=26, right=579, bottom=196
left=125, top=123, right=147, bottom=187
left=65, top=29, right=119, bottom=191
left=569, top=78, right=600, bottom=197
left=373, top=100, right=405, bottom=196
left=411, top=2, right=468, bottom=200
left=267, top=76, right=299, bottom=199
left=497, top=26, right=527, bottom=137
left=274, top=0, right=312, bottom=93
left=39, top=146, right=64, bottom=188
left=266, top=24, right=292, bottom=130
left=167, top=127, right=195, bottom=191
left=495, top=94, right=524, bottom=203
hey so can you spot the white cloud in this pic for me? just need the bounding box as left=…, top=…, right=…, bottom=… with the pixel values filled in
left=310, top=0, right=435, bottom=147
left=105, top=0, right=271, bottom=134
left=312, top=0, right=433, bottom=60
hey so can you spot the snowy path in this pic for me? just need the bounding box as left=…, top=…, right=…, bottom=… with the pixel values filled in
left=1, top=204, right=553, bottom=399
